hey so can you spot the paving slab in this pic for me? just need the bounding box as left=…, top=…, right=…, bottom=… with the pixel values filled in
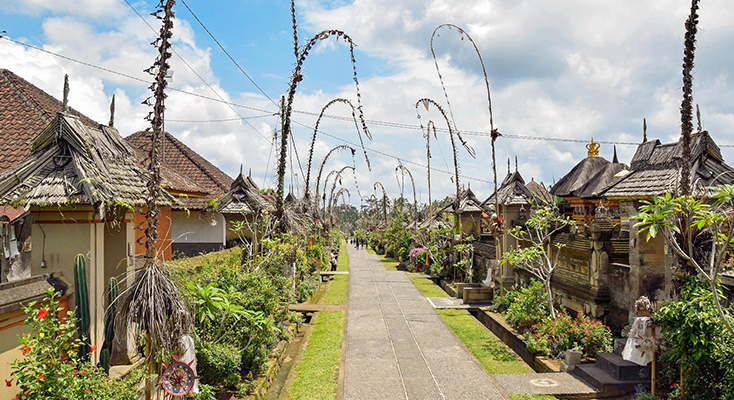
left=493, top=372, right=599, bottom=396
left=342, top=244, right=508, bottom=400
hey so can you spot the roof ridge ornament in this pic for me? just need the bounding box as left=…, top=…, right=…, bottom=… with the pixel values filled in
left=62, top=74, right=69, bottom=113
left=586, top=138, right=600, bottom=158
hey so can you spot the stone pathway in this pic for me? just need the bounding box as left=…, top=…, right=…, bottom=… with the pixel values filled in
left=342, top=245, right=509, bottom=400
left=493, top=372, right=599, bottom=397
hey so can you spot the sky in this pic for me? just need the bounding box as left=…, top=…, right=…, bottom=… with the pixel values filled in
left=2, top=0, right=734, bottom=206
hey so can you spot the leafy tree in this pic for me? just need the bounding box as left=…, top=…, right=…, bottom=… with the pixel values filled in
left=633, top=186, right=734, bottom=337
left=501, top=204, right=574, bottom=318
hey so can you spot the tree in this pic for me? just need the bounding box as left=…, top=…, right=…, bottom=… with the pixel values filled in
left=501, top=205, right=574, bottom=318
left=633, top=186, right=734, bottom=337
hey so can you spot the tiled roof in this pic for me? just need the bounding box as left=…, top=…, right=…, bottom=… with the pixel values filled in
left=126, top=131, right=233, bottom=210
left=0, top=69, right=99, bottom=172
left=0, top=205, right=26, bottom=223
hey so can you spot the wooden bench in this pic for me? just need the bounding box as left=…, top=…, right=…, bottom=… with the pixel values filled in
left=288, top=303, right=346, bottom=313
left=318, top=271, right=349, bottom=282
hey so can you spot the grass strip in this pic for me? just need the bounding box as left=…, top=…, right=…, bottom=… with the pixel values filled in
left=510, top=395, right=558, bottom=400
left=438, top=309, right=532, bottom=374
left=410, top=277, right=449, bottom=298
left=286, top=310, right=345, bottom=400
left=323, top=275, right=348, bottom=305
left=337, top=240, right=349, bottom=271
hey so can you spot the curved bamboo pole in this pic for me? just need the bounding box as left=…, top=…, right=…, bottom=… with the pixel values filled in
left=314, top=145, right=355, bottom=211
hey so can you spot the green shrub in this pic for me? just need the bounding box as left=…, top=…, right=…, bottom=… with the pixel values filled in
left=504, top=280, right=549, bottom=332
left=491, top=285, right=522, bottom=314
left=196, top=342, right=241, bottom=389
left=397, top=246, right=409, bottom=262
left=525, top=310, right=612, bottom=359
left=185, top=383, right=216, bottom=400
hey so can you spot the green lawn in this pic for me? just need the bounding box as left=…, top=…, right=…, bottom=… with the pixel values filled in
left=510, top=395, right=558, bottom=400
left=410, top=277, right=449, bottom=298
left=337, top=240, right=348, bottom=271
left=438, top=309, right=532, bottom=374
left=286, top=310, right=344, bottom=400
left=323, top=275, right=348, bottom=305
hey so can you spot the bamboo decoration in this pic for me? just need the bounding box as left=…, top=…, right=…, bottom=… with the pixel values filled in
left=314, top=145, right=355, bottom=212
left=414, top=98, right=474, bottom=234
left=116, top=4, right=192, bottom=399
left=395, top=163, right=418, bottom=227
left=276, top=0, right=369, bottom=221
left=373, top=181, right=388, bottom=223
left=305, top=98, right=371, bottom=199
left=679, top=0, right=700, bottom=197
left=431, top=23, right=501, bottom=287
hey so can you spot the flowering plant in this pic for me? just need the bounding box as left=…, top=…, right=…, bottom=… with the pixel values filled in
left=8, top=288, right=142, bottom=399
left=525, top=310, right=612, bottom=359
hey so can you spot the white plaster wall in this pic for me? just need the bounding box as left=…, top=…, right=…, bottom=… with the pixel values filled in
left=171, top=211, right=225, bottom=245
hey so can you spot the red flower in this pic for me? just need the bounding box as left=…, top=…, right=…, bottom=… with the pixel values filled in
left=38, top=375, right=44, bottom=381
left=90, top=345, right=97, bottom=352
left=81, top=370, right=87, bottom=375
left=36, top=308, right=48, bottom=319
left=5, top=379, right=11, bottom=387
left=86, top=389, right=91, bottom=393
left=20, top=345, right=31, bottom=355
left=73, top=369, right=78, bottom=374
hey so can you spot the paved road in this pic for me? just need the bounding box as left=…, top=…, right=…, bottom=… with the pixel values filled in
left=342, top=244, right=508, bottom=400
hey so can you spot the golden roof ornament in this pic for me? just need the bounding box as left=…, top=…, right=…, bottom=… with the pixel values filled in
left=586, top=138, right=600, bottom=158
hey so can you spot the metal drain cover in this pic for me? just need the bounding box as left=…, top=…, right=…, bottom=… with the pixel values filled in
left=529, top=378, right=559, bottom=387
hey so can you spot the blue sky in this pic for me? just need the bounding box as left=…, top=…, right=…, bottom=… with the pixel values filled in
left=2, top=0, right=734, bottom=205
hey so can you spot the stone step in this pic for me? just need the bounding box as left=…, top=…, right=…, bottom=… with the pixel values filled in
left=574, top=364, right=649, bottom=398
left=596, top=352, right=651, bottom=381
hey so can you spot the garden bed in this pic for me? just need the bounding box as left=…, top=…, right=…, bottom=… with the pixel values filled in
left=471, top=309, right=560, bottom=373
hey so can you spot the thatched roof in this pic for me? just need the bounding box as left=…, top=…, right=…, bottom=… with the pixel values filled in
left=601, top=131, right=734, bottom=199
left=215, top=170, right=274, bottom=215
left=126, top=131, right=233, bottom=210
left=483, top=170, right=536, bottom=207
left=0, top=69, right=99, bottom=172
left=573, top=161, right=628, bottom=199
left=550, top=157, right=611, bottom=198
left=439, top=186, right=486, bottom=214
left=0, top=113, right=171, bottom=207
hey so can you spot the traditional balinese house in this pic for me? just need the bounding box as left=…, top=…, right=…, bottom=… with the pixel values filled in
left=550, top=140, right=626, bottom=228
left=599, top=131, right=734, bottom=331
left=126, top=131, right=234, bottom=256
left=436, top=185, right=485, bottom=238
left=215, top=169, right=274, bottom=246
left=481, top=159, right=539, bottom=290
left=0, top=70, right=173, bottom=388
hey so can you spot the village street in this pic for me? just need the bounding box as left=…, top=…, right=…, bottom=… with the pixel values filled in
left=342, top=244, right=508, bottom=400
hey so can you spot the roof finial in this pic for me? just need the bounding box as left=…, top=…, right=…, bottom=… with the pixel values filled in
left=507, top=158, right=510, bottom=175
left=696, top=104, right=702, bottom=132
left=613, top=145, right=618, bottom=163
left=109, top=94, right=115, bottom=127
left=239, top=164, right=243, bottom=176
left=586, top=138, right=600, bottom=157
left=515, top=156, right=518, bottom=172
left=62, top=74, right=69, bottom=113
left=248, top=168, right=252, bottom=178
left=643, top=118, right=647, bottom=142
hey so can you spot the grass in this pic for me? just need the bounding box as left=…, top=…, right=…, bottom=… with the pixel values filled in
left=323, top=275, right=348, bottom=305
left=510, top=395, right=558, bottom=400
left=286, top=310, right=345, bottom=400
left=438, top=309, right=532, bottom=374
left=410, top=277, right=449, bottom=298
left=337, top=240, right=348, bottom=271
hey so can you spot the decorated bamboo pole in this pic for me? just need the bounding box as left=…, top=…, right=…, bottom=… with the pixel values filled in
left=431, top=23, right=500, bottom=291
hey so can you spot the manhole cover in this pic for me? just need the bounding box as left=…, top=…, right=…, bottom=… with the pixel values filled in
left=529, top=379, right=559, bottom=387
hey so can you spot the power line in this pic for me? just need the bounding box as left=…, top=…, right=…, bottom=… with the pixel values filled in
left=121, top=0, right=271, bottom=142
left=178, top=0, right=279, bottom=109
left=0, top=36, right=669, bottom=148
left=167, top=114, right=275, bottom=123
